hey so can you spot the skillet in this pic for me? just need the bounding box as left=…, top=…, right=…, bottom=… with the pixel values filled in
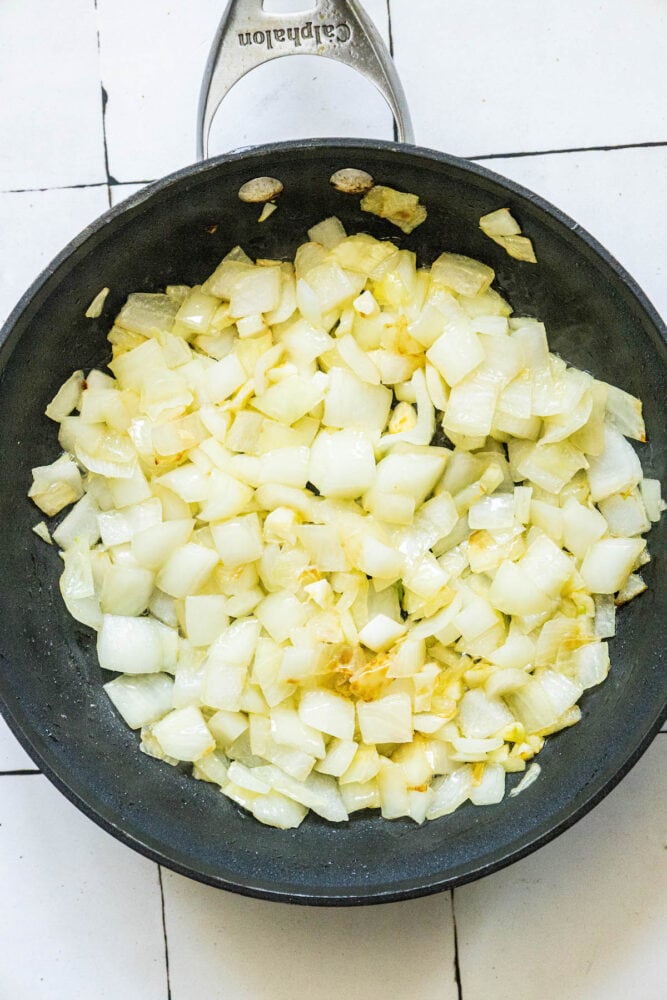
left=0, top=0, right=665, bottom=904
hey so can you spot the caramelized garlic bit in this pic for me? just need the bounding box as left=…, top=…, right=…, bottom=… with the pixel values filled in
left=238, top=176, right=284, bottom=203
left=330, top=167, right=374, bottom=194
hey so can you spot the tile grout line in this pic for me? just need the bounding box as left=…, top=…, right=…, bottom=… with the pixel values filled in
left=1, top=181, right=109, bottom=195
left=2, top=138, right=666, bottom=198
left=386, top=0, right=398, bottom=143
left=157, top=866, right=173, bottom=1000
left=471, top=138, right=667, bottom=161
left=0, top=769, right=42, bottom=776
left=0, top=179, right=156, bottom=196
left=93, top=0, right=117, bottom=208
left=450, top=889, right=464, bottom=1000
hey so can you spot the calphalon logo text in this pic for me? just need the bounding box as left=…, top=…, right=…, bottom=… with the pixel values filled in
left=238, top=21, right=351, bottom=49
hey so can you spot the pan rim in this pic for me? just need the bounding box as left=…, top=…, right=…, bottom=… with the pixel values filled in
left=1, top=691, right=665, bottom=906
left=2, top=137, right=666, bottom=356
left=1, top=137, right=665, bottom=904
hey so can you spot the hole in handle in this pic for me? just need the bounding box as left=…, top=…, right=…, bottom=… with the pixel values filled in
left=263, top=1, right=316, bottom=12
left=206, top=56, right=394, bottom=157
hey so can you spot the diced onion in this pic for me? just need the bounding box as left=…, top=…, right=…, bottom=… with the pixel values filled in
left=28, top=214, right=662, bottom=831
left=104, top=673, right=174, bottom=729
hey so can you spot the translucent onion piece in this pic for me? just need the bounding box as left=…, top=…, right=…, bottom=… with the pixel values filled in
left=28, top=219, right=663, bottom=832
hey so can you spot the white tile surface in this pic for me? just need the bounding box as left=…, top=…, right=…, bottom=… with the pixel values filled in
left=97, top=0, right=392, bottom=181
left=481, top=145, right=667, bottom=322
left=163, top=873, right=458, bottom=1000
left=0, top=0, right=106, bottom=190
left=454, top=735, right=667, bottom=1000
left=0, top=715, right=37, bottom=772
left=0, top=775, right=167, bottom=1000
left=392, top=0, right=667, bottom=156
left=109, top=181, right=149, bottom=208
left=0, top=186, right=110, bottom=326
left=95, top=0, right=220, bottom=181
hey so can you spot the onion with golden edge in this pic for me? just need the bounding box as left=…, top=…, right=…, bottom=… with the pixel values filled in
left=480, top=207, right=537, bottom=263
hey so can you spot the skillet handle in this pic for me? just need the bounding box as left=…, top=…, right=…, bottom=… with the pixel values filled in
left=197, top=0, right=414, bottom=159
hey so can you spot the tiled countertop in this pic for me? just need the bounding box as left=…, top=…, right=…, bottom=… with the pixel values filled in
left=1, top=2, right=666, bottom=998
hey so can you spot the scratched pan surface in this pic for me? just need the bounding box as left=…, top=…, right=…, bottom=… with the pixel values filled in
left=0, top=140, right=665, bottom=904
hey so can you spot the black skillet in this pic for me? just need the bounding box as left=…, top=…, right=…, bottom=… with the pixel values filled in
left=0, top=0, right=665, bottom=905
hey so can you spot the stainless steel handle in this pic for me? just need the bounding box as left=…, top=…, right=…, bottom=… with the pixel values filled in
left=197, top=0, right=414, bottom=159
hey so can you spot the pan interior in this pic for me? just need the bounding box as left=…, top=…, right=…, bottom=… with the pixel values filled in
left=0, top=140, right=665, bottom=903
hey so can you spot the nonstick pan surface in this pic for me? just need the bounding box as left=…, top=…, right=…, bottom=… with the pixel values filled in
left=0, top=139, right=665, bottom=904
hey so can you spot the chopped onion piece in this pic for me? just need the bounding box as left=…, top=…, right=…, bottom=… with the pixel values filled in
left=507, top=763, right=540, bottom=797
left=426, top=766, right=473, bottom=819
left=97, top=615, right=174, bottom=674
left=53, top=493, right=100, bottom=548
left=299, top=690, right=355, bottom=740
left=495, top=235, right=537, bottom=263
left=151, top=706, right=214, bottom=762
left=479, top=208, right=521, bottom=239
left=603, top=382, right=646, bottom=442
left=45, top=370, right=85, bottom=422
left=360, top=185, right=427, bottom=234
left=432, top=253, right=494, bottom=297
left=359, top=614, right=406, bottom=652
left=32, top=520, right=53, bottom=544
left=587, top=425, right=642, bottom=502
left=259, top=766, right=348, bottom=822
left=640, top=478, right=664, bottom=522
left=468, top=493, right=515, bottom=530
left=308, top=216, right=347, bottom=248
left=580, top=538, right=646, bottom=594
left=615, top=573, right=647, bottom=606
left=29, top=453, right=84, bottom=516
left=599, top=490, right=650, bottom=537
left=573, top=642, right=610, bottom=689
left=323, top=367, right=391, bottom=432
left=470, top=763, right=506, bottom=805
left=157, top=543, right=219, bottom=598
left=480, top=207, right=538, bottom=262
left=458, top=689, right=514, bottom=739
left=426, top=319, right=484, bottom=387
left=489, top=561, right=553, bottom=616
left=594, top=595, right=616, bottom=638
left=309, top=428, right=375, bottom=499
left=257, top=202, right=277, bottom=223
left=104, top=673, right=174, bottom=729
left=316, top=738, right=358, bottom=778
left=357, top=692, right=413, bottom=744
